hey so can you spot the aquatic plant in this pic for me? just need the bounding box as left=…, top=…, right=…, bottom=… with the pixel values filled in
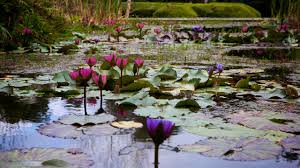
left=136, top=22, right=145, bottom=38
left=146, top=118, right=174, bottom=167
left=75, top=39, right=81, bottom=45
left=69, top=68, right=92, bottom=115
left=133, top=57, right=144, bottom=76
left=241, top=25, right=249, bottom=33
left=116, top=57, right=129, bottom=88
left=85, top=57, right=97, bottom=68
left=115, top=26, right=123, bottom=42
left=104, top=53, right=117, bottom=67
left=92, top=72, right=107, bottom=113
left=192, top=25, right=204, bottom=33
left=154, top=27, right=161, bottom=35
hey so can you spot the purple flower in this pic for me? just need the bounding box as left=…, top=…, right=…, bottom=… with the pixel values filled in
left=23, top=27, right=32, bottom=36
left=208, top=66, right=214, bottom=77
left=216, top=63, right=223, bottom=73
left=92, top=37, right=100, bottom=43
left=146, top=118, right=174, bottom=146
left=192, top=25, right=204, bottom=33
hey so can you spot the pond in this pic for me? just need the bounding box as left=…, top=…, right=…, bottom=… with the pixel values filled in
left=0, top=23, right=300, bottom=168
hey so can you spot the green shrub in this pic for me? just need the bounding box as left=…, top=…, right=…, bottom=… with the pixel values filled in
left=192, top=3, right=261, bottom=18
left=153, top=4, right=197, bottom=18
left=128, top=2, right=261, bottom=18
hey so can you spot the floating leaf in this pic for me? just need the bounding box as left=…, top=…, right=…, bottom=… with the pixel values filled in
left=120, top=80, right=153, bottom=92
left=134, top=105, right=192, bottom=118
left=235, top=77, right=250, bottom=88
left=58, top=114, right=116, bottom=126
left=38, top=123, right=119, bottom=139
left=111, top=121, right=143, bottom=129
left=175, top=99, right=200, bottom=109
left=156, top=65, right=177, bottom=80
left=228, top=110, right=300, bottom=133
left=285, top=85, right=299, bottom=99
left=179, top=137, right=281, bottom=161
left=117, top=89, right=156, bottom=107
left=53, top=71, right=75, bottom=84
left=0, top=148, right=93, bottom=168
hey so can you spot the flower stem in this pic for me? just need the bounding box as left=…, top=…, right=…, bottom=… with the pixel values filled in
left=100, top=88, right=103, bottom=109
left=120, top=70, right=123, bottom=88
left=154, top=144, right=159, bottom=168
left=84, top=83, right=87, bottom=115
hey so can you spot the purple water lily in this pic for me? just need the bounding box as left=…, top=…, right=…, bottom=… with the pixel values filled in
left=208, top=66, right=214, bottom=78
left=146, top=118, right=174, bottom=146
left=216, top=63, right=223, bottom=74
left=192, top=25, right=204, bottom=33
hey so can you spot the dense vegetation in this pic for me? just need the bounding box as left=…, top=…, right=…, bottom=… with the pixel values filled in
left=129, top=2, right=261, bottom=18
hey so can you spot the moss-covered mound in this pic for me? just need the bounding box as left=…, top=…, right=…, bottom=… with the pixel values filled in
left=128, top=2, right=261, bottom=18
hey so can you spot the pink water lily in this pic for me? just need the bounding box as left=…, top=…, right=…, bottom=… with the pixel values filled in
left=104, top=53, right=117, bottom=67
left=136, top=23, right=145, bottom=29
left=116, top=57, right=128, bottom=70
left=79, top=68, right=92, bottom=81
left=134, top=57, right=144, bottom=68
left=154, top=27, right=161, bottom=35
left=92, top=72, right=108, bottom=113
left=75, top=39, right=81, bottom=45
left=241, top=25, right=249, bottom=33
left=69, top=70, right=80, bottom=81
left=86, top=57, right=97, bottom=68
left=104, top=19, right=116, bottom=26
left=115, top=26, right=123, bottom=33
left=23, top=27, right=32, bottom=35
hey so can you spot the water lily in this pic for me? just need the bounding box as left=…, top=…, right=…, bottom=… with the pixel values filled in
left=69, top=70, right=80, bottom=81
left=136, top=23, right=145, bottom=38
left=277, top=23, right=289, bottom=32
left=104, top=53, right=117, bottom=67
left=241, top=25, right=249, bottom=33
left=154, top=27, right=161, bottom=35
left=104, top=18, right=116, bottom=26
left=23, top=27, right=32, bottom=36
left=146, top=118, right=174, bottom=167
left=115, top=26, right=122, bottom=33
left=208, top=66, right=214, bottom=78
left=92, top=72, right=107, bottom=113
left=92, top=37, right=100, bottom=43
left=192, top=25, right=204, bottom=33
left=133, top=57, right=144, bottom=76
left=69, top=68, right=92, bottom=115
left=116, top=57, right=128, bottom=88
left=216, top=63, right=223, bottom=74
left=86, top=57, right=97, bottom=68
left=75, top=39, right=81, bottom=45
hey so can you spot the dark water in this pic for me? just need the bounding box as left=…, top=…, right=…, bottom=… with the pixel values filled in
left=0, top=95, right=299, bottom=168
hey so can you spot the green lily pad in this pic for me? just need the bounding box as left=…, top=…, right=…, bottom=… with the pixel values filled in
left=117, top=89, right=156, bottom=107
left=53, top=71, right=75, bottom=84
left=235, top=77, right=250, bottom=89
left=133, top=105, right=192, bottom=118
left=58, top=113, right=116, bottom=126
left=0, top=148, right=93, bottom=168
left=156, top=65, right=177, bottom=80
left=175, top=99, right=200, bottom=109
left=179, top=69, right=209, bottom=84
left=228, top=110, right=300, bottom=133
left=179, top=137, right=282, bottom=161
left=120, top=80, right=153, bottom=92
left=285, top=85, right=299, bottom=99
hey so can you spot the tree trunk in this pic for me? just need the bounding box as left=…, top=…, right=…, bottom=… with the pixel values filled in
left=125, top=0, right=132, bottom=18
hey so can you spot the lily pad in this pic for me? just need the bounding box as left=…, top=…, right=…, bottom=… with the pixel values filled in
left=179, top=69, right=209, bottom=84
left=53, top=71, right=75, bottom=84
left=0, top=148, right=93, bottom=168
left=116, top=89, right=156, bottom=107
left=38, top=123, right=119, bottom=139
left=120, top=80, right=153, bottom=92
left=111, top=121, right=143, bottom=129
left=228, top=110, right=300, bottom=133
left=134, top=105, right=192, bottom=118
left=58, top=114, right=116, bottom=126
left=156, top=65, right=177, bottom=80
left=280, top=136, right=300, bottom=154
left=179, top=137, right=281, bottom=161
left=175, top=99, right=200, bottom=109
left=235, top=77, right=250, bottom=88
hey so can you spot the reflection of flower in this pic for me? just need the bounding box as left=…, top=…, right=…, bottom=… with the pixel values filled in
left=146, top=118, right=174, bottom=146
left=117, top=107, right=128, bottom=117
left=87, top=97, right=97, bottom=106
left=85, top=57, right=97, bottom=68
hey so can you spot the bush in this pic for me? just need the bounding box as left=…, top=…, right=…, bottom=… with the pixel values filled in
left=128, top=2, right=261, bottom=18
left=153, top=4, right=197, bottom=18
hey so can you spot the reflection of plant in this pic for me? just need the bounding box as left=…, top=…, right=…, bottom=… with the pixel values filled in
left=146, top=118, right=174, bottom=168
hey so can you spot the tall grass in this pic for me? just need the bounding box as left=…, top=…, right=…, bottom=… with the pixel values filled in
left=49, top=0, right=123, bottom=24
left=271, top=0, right=300, bottom=23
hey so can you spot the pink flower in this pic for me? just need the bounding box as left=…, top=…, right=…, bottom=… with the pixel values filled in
left=104, top=19, right=116, bottom=26
left=154, top=27, right=161, bottom=34
left=75, top=39, right=81, bottom=45
left=277, top=23, right=289, bottom=32
left=116, top=57, right=128, bottom=70
left=23, top=27, right=32, bottom=35
left=104, top=53, right=117, bottom=67
left=118, top=50, right=125, bottom=54
left=115, top=26, right=122, bottom=33
left=69, top=70, right=80, bottom=81
left=86, top=57, right=97, bottom=67
left=134, top=57, right=144, bottom=68
left=241, top=25, right=248, bottom=33
left=79, top=68, right=92, bottom=81
left=136, top=23, right=145, bottom=29
left=92, top=73, right=107, bottom=87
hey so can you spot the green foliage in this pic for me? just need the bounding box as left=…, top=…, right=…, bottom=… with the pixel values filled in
left=153, top=5, right=197, bottom=18
left=127, top=2, right=261, bottom=18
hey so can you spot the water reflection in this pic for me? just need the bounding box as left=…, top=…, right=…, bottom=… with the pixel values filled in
left=0, top=95, right=49, bottom=123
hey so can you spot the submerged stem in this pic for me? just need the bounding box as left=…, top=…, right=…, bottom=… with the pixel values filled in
left=84, top=83, right=87, bottom=115
left=154, top=144, right=159, bottom=168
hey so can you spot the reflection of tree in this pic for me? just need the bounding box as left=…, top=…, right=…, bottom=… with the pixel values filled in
left=0, top=95, right=50, bottom=123
left=79, top=134, right=151, bottom=168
